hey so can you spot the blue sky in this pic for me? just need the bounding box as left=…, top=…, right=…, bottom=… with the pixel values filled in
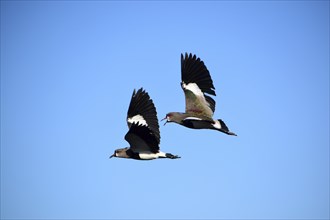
left=1, top=1, right=329, bottom=219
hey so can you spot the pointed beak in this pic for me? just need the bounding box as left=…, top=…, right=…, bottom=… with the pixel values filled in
left=109, top=154, right=115, bottom=159
left=161, top=117, right=168, bottom=126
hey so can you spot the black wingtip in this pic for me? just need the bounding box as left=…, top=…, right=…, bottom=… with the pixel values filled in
left=134, top=87, right=145, bottom=95
left=127, top=87, right=160, bottom=144
left=181, top=52, right=216, bottom=96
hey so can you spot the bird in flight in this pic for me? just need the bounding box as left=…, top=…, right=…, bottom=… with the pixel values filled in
left=162, top=53, right=237, bottom=136
left=110, top=88, right=180, bottom=160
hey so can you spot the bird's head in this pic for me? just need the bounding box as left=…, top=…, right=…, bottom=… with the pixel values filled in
left=161, top=113, right=172, bottom=125
left=109, top=147, right=129, bottom=159
left=161, top=112, right=180, bottom=125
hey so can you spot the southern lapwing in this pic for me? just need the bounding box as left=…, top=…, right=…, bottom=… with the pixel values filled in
left=110, top=88, right=180, bottom=160
left=162, top=53, right=237, bottom=136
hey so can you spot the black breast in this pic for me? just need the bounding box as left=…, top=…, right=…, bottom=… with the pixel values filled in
left=182, top=119, right=196, bottom=129
left=126, top=148, right=142, bottom=160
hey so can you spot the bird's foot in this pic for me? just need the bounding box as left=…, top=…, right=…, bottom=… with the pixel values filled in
left=166, top=153, right=181, bottom=159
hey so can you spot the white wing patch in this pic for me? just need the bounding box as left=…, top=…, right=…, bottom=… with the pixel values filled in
left=127, top=114, right=147, bottom=128
left=183, top=117, right=203, bottom=121
left=182, top=82, right=204, bottom=97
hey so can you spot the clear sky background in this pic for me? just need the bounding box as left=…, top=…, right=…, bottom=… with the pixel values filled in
left=1, top=1, right=329, bottom=219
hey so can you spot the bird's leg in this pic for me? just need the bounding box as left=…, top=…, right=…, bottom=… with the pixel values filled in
left=165, top=153, right=181, bottom=159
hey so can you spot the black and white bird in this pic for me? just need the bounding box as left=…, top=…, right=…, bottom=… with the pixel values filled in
left=110, top=88, right=180, bottom=160
left=162, top=53, right=237, bottom=136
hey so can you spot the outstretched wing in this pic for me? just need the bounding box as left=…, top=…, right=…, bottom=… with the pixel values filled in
left=126, top=88, right=160, bottom=145
left=125, top=123, right=159, bottom=153
left=181, top=53, right=216, bottom=118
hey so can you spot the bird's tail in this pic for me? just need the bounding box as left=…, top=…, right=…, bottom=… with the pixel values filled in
left=215, top=119, right=237, bottom=136
left=165, top=153, right=181, bottom=159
